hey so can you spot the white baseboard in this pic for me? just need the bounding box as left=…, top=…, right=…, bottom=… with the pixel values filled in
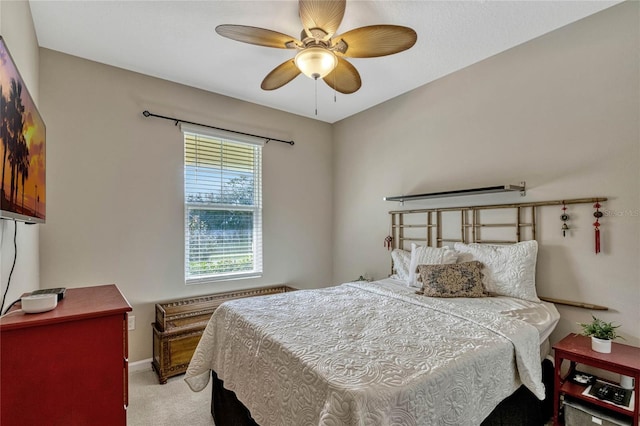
left=129, top=358, right=153, bottom=373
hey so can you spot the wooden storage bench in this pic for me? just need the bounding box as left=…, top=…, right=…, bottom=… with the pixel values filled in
left=152, top=285, right=295, bottom=384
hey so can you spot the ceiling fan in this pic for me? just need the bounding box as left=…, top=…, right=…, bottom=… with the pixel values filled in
left=216, top=0, right=417, bottom=94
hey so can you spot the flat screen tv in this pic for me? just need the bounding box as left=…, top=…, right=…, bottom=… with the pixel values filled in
left=0, top=36, right=46, bottom=224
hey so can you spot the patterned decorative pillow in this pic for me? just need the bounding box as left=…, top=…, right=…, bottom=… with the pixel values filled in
left=416, top=261, right=487, bottom=298
left=391, top=249, right=411, bottom=283
left=408, top=243, right=458, bottom=288
left=453, top=241, right=540, bottom=302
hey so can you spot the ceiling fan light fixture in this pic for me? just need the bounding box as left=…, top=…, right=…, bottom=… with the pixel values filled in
left=294, top=47, right=337, bottom=80
left=217, top=1, right=417, bottom=94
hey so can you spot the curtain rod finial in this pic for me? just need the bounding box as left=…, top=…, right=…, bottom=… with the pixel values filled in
left=142, top=110, right=150, bottom=117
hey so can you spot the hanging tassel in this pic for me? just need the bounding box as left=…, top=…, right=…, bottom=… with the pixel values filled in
left=561, top=202, right=570, bottom=237
left=593, top=202, right=603, bottom=254
left=384, top=220, right=393, bottom=250
left=384, top=235, right=393, bottom=250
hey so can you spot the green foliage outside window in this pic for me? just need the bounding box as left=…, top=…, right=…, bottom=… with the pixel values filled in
left=188, top=256, right=253, bottom=275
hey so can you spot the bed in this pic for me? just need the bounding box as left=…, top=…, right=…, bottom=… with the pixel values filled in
left=184, top=197, right=602, bottom=425
left=185, top=273, right=559, bottom=425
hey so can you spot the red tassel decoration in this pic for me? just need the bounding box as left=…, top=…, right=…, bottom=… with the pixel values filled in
left=593, top=202, right=603, bottom=254
left=384, top=235, right=393, bottom=250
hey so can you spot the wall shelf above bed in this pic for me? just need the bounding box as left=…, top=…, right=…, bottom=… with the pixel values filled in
left=384, top=182, right=526, bottom=202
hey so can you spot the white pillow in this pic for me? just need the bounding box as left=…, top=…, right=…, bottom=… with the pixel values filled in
left=408, top=243, right=459, bottom=288
left=453, top=241, right=540, bottom=302
left=391, top=249, right=411, bottom=283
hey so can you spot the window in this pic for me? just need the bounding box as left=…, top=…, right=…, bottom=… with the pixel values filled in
left=182, top=124, right=263, bottom=283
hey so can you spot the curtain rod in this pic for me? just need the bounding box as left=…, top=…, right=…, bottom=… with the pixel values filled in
left=141, top=110, right=295, bottom=146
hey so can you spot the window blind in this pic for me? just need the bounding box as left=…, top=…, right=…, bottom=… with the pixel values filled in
left=183, top=129, right=262, bottom=283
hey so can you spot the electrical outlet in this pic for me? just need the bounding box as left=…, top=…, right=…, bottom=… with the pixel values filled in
left=128, top=315, right=135, bottom=331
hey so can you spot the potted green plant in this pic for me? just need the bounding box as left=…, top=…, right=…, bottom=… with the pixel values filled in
left=578, top=315, right=623, bottom=353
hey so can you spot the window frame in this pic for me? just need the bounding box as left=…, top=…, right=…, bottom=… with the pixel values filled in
left=181, top=123, right=263, bottom=285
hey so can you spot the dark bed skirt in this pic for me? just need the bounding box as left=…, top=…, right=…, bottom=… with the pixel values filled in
left=210, top=359, right=554, bottom=426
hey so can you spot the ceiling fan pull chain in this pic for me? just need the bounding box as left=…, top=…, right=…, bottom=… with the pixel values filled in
left=315, top=77, right=318, bottom=116
left=334, top=72, right=337, bottom=103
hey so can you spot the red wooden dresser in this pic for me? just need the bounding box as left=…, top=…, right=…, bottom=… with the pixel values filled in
left=0, top=284, right=132, bottom=426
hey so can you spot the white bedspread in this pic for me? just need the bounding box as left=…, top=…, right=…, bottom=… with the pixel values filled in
left=185, top=280, right=547, bottom=426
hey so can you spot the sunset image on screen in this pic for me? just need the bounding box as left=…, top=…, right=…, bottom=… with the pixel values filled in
left=0, top=37, right=46, bottom=221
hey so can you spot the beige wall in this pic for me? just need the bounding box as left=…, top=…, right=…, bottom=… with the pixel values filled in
left=26, top=1, right=640, bottom=363
left=333, top=1, right=640, bottom=345
left=38, top=50, right=334, bottom=361
left=0, top=0, right=40, bottom=311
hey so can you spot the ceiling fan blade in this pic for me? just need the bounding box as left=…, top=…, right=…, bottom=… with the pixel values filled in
left=334, top=25, right=417, bottom=58
left=216, top=24, right=301, bottom=49
left=323, top=57, right=361, bottom=94
left=261, top=59, right=302, bottom=90
left=299, top=0, right=346, bottom=39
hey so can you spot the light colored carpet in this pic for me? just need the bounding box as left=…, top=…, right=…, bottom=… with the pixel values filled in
left=127, top=368, right=553, bottom=426
left=127, top=368, right=214, bottom=426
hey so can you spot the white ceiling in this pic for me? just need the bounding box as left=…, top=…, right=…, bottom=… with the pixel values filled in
left=29, top=0, right=620, bottom=123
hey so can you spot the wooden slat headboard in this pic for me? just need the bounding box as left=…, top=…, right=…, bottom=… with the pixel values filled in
left=390, top=205, right=538, bottom=250
left=388, top=197, right=608, bottom=310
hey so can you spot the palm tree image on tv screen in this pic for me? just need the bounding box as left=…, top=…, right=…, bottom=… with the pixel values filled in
left=0, top=37, right=46, bottom=223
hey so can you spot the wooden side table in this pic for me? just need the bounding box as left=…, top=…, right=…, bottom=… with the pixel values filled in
left=553, top=333, right=640, bottom=425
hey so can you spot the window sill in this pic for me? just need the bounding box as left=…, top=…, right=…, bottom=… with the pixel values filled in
left=186, top=272, right=262, bottom=286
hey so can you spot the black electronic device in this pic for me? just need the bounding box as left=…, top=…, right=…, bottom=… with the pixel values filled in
left=589, top=381, right=633, bottom=407
left=30, top=288, right=66, bottom=302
